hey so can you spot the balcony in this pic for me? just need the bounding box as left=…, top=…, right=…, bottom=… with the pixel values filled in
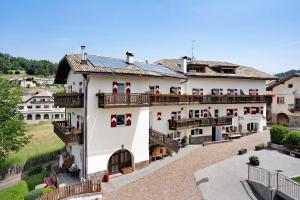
left=168, top=117, right=232, bottom=130
left=96, top=93, right=150, bottom=108
left=288, top=104, right=300, bottom=113
left=53, top=121, right=83, bottom=144
left=150, top=94, right=267, bottom=105
left=30, top=100, right=54, bottom=104
left=53, top=93, right=84, bottom=108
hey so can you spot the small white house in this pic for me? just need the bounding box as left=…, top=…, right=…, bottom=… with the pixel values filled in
left=267, top=73, right=300, bottom=127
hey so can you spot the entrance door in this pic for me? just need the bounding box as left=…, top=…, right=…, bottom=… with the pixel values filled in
left=149, top=112, right=153, bottom=129
left=212, top=126, right=216, bottom=141
left=108, top=150, right=132, bottom=174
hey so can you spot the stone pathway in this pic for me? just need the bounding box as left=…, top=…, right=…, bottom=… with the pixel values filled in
left=195, top=149, right=300, bottom=200
left=0, top=174, right=22, bottom=190
left=103, top=131, right=270, bottom=200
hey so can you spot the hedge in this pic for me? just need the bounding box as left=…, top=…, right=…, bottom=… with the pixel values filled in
left=284, top=131, right=300, bottom=146
left=270, top=125, right=289, bottom=144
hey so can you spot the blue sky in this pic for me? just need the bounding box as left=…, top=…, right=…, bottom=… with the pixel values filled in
left=1, top=0, right=300, bottom=74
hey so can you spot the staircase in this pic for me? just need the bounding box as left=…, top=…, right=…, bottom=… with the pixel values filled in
left=149, top=129, right=179, bottom=153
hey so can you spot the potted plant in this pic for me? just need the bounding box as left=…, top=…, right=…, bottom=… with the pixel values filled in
left=102, top=171, right=109, bottom=182
left=238, top=148, right=247, bottom=155
left=181, top=135, right=188, bottom=148
left=255, top=143, right=266, bottom=151
left=249, top=155, right=259, bottom=166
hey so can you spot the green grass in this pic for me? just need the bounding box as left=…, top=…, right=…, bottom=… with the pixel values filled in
left=0, top=72, right=32, bottom=80
left=23, top=171, right=49, bottom=191
left=292, top=176, right=300, bottom=184
left=0, top=181, right=29, bottom=200
left=0, top=121, right=65, bottom=169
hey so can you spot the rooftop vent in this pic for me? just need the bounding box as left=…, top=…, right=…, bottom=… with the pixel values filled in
left=180, top=56, right=191, bottom=74
left=81, top=46, right=87, bottom=64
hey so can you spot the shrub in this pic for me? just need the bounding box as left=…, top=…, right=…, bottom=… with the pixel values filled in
left=255, top=143, right=266, bottom=150
left=238, top=148, right=247, bottom=155
left=24, top=189, right=43, bottom=200
left=15, top=70, right=20, bottom=74
left=42, top=187, right=53, bottom=195
left=28, top=166, right=43, bottom=176
left=270, top=125, right=288, bottom=144
left=284, top=131, right=300, bottom=146
left=249, top=155, right=259, bottom=162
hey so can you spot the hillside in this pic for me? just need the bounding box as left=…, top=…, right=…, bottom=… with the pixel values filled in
left=275, top=69, right=300, bottom=79
left=0, top=52, right=57, bottom=77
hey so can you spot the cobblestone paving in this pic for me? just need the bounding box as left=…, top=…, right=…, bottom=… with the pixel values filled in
left=104, top=132, right=270, bottom=200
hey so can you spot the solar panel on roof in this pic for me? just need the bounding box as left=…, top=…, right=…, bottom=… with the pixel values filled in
left=136, top=62, right=177, bottom=76
left=87, top=55, right=128, bottom=69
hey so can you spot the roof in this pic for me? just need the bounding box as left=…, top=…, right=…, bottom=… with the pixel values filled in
left=55, top=54, right=185, bottom=84
left=154, top=59, right=277, bottom=80
left=267, top=73, right=300, bottom=90
left=22, top=90, right=53, bottom=103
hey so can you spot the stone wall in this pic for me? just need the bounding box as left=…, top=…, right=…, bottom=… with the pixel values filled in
left=189, top=135, right=212, bottom=144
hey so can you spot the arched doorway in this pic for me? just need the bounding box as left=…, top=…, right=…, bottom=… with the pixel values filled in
left=44, top=114, right=49, bottom=119
left=27, top=114, right=32, bottom=120
left=35, top=114, right=41, bottom=120
left=277, top=113, right=289, bottom=126
left=107, top=149, right=133, bottom=174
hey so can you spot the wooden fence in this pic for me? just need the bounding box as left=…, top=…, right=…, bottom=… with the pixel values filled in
left=37, top=181, right=101, bottom=200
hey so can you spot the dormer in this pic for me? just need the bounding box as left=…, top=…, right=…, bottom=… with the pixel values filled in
left=187, top=64, right=207, bottom=73
left=209, top=65, right=238, bottom=74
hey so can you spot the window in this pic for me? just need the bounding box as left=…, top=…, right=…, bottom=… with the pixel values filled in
left=249, top=89, right=258, bottom=95
left=226, top=126, right=237, bottom=132
left=27, top=114, right=32, bottom=120
left=18, top=106, right=24, bottom=110
left=170, top=87, right=181, bottom=95
left=44, top=105, right=49, bottom=109
left=192, top=88, right=203, bottom=95
left=117, top=115, right=125, bottom=126
left=191, top=128, right=203, bottom=136
left=211, top=88, right=223, bottom=95
left=173, top=131, right=181, bottom=140
left=227, top=89, right=238, bottom=95
left=44, top=114, right=49, bottom=119
left=189, top=110, right=193, bottom=118
left=35, top=114, right=41, bottom=120
left=27, top=105, right=32, bottom=109
left=171, top=111, right=181, bottom=120
left=150, top=86, right=160, bottom=94
left=214, top=109, right=219, bottom=117
left=187, top=65, right=206, bottom=72
left=277, top=97, right=285, bottom=104
left=288, top=84, right=293, bottom=88
left=226, top=109, right=234, bottom=116
left=36, top=105, right=41, bottom=109
left=194, top=110, right=200, bottom=118
left=55, top=114, right=60, bottom=119
left=244, top=107, right=250, bottom=115
left=247, top=123, right=258, bottom=131
left=117, top=83, right=125, bottom=93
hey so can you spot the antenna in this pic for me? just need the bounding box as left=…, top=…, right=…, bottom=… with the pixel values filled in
left=192, top=40, right=195, bottom=61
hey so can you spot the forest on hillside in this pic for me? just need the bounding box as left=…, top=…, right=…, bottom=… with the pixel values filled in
left=0, top=52, right=57, bottom=77
left=275, top=69, right=300, bottom=79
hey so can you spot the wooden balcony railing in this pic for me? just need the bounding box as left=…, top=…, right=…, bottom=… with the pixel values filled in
left=149, top=129, right=179, bottom=153
left=168, top=117, right=233, bottom=130
left=96, top=93, right=150, bottom=108
left=53, top=92, right=84, bottom=108
left=30, top=100, right=54, bottom=104
left=150, top=94, right=267, bottom=105
left=53, top=121, right=83, bottom=144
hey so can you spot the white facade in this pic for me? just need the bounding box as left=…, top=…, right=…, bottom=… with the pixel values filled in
left=64, top=69, right=267, bottom=177
left=268, top=75, right=300, bottom=127
left=19, top=95, right=65, bottom=123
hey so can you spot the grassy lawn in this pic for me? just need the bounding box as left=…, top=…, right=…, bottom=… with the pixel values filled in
left=0, top=71, right=31, bottom=80
left=0, top=181, right=29, bottom=200
left=292, top=176, right=300, bottom=184
left=0, top=121, right=65, bottom=169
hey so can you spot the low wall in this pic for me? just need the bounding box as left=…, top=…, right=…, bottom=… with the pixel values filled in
left=247, top=180, right=275, bottom=200
left=0, top=149, right=63, bottom=180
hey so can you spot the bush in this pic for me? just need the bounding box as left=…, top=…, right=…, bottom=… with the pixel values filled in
left=255, top=143, right=266, bottom=150
left=15, top=70, right=20, bottom=74
left=284, top=131, right=300, bottom=146
left=24, top=189, right=42, bottom=200
left=238, top=148, right=247, bottom=155
left=270, top=125, right=289, bottom=144
left=249, top=155, right=259, bottom=162
left=28, top=166, right=43, bottom=176
left=42, top=187, right=53, bottom=195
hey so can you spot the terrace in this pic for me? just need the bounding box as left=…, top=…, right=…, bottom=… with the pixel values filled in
left=53, top=92, right=84, bottom=108
left=53, top=121, right=83, bottom=144
left=168, top=116, right=232, bottom=130
left=96, top=93, right=150, bottom=108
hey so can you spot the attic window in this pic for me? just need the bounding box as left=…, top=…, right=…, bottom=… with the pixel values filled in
left=187, top=65, right=206, bottom=73
left=288, top=84, right=293, bottom=88
left=222, top=68, right=235, bottom=74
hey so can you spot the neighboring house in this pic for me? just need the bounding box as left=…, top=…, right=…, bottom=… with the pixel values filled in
left=52, top=47, right=275, bottom=180
left=19, top=91, right=65, bottom=122
left=35, top=77, right=55, bottom=85
left=267, top=73, right=300, bottom=127
left=9, top=77, right=37, bottom=87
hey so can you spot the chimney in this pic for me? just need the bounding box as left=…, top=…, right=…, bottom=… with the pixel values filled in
left=81, top=46, right=87, bottom=64
left=180, top=56, right=190, bottom=73
left=126, top=51, right=134, bottom=64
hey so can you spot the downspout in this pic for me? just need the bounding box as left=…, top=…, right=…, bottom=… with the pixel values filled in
left=83, top=74, right=88, bottom=179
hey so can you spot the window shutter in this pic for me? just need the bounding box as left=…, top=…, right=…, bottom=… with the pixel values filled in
left=157, top=112, right=162, bottom=120
left=234, top=109, right=238, bottom=117
left=178, top=87, right=182, bottom=95
left=126, top=114, right=131, bottom=126
left=126, top=82, right=131, bottom=94
left=113, top=82, right=118, bottom=93
left=111, top=114, right=117, bottom=127
left=277, top=97, right=279, bottom=103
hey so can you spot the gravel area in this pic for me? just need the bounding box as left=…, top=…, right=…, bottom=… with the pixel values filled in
left=104, top=132, right=270, bottom=200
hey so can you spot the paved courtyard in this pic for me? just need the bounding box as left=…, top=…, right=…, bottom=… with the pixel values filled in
left=103, top=131, right=271, bottom=200
left=195, top=149, right=300, bottom=200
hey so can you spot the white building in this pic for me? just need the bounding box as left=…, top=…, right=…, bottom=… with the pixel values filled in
left=53, top=48, right=275, bottom=180
left=19, top=90, right=65, bottom=122
left=267, top=73, right=300, bottom=127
